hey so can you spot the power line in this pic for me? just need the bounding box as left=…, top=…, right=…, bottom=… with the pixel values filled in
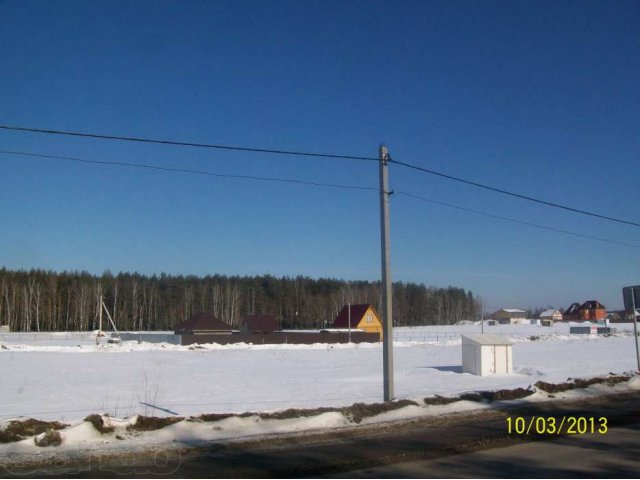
left=2, top=149, right=637, bottom=248
left=0, top=124, right=378, bottom=162
left=389, top=158, right=640, bottom=228
left=3, top=123, right=637, bottom=228
left=0, top=150, right=378, bottom=192
left=395, top=191, right=640, bottom=248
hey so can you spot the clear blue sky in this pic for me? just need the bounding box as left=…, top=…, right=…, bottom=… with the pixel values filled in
left=1, top=0, right=639, bottom=311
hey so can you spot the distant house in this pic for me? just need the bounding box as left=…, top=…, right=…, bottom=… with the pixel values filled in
left=539, top=309, right=563, bottom=321
left=173, top=312, right=233, bottom=335
left=563, top=301, right=607, bottom=321
left=492, top=308, right=527, bottom=325
left=608, top=310, right=640, bottom=322
left=332, top=304, right=383, bottom=340
left=240, top=314, right=279, bottom=334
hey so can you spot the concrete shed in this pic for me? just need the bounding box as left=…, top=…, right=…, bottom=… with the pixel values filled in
left=461, top=334, right=513, bottom=376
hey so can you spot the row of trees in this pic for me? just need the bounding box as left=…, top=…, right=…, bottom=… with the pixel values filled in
left=0, top=268, right=480, bottom=332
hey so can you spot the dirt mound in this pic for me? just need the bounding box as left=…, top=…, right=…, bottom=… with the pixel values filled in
left=423, top=395, right=459, bottom=406
left=192, top=400, right=420, bottom=425
left=482, top=387, right=534, bottom=401
left=188, top=413, right=238, bottom=423
left=34, top=429, right=62, bottom=447
left=426, top=387, right=535, bottom=405
left=0, top=419, right=67, bottom=443
left=84, top=414, right=115, bottom=434
left=259, top=406, right=339, bottom=421
left=535, top=374, right=631, bottom=393
left=127, top=415, right=184, bottom=432
left=341, top=400, right=419, bottom=424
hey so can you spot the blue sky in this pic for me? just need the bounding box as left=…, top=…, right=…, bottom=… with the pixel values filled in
left=1, top=0, right=639, bottom=311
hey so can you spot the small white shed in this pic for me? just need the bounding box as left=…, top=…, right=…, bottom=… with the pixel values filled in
left=461, top=334, right=513, bottom=376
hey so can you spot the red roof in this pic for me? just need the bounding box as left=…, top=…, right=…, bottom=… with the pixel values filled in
left=174, top=312, right=232, bottom=334
left=332, top=304, right=377, bottom=328
left=581, top=300, right=606, bottom=310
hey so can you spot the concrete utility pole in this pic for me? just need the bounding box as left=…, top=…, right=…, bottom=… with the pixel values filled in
left=631, top=289, right=640, bottom=372
left=623, top=285, right=640, bottom=372
left=379, top=144, right=394, bottom=401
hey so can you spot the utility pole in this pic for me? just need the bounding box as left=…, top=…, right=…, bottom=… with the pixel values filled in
left=631, top=289, right=640, bottom=372
left=379, top=144, right=394, bottom=401
left=622, top=285, right=640, bottom=372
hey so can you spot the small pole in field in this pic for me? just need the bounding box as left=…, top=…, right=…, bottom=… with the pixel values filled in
left=348, top=302, right=351, bottom=343
left=97, top=295, right=103, bottom=345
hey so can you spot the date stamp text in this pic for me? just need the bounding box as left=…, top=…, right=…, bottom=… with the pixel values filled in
left=506, top=416, right=608, bottom=435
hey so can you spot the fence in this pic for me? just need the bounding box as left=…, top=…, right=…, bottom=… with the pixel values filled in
left=392, top=331, right=533, bottom=343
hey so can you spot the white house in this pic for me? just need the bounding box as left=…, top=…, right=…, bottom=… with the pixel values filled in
left=492, top=308, right=527, bottom=325
left=539, top=309, right=563, bottom=321
left=462, top=334, right=513, bottom=376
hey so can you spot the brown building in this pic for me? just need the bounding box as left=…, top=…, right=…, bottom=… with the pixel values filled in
left=173, top=312, right=233, bottom=335
left=240, top=314, right=279, bottom=334
left=563, top=301, right=606, bottom=321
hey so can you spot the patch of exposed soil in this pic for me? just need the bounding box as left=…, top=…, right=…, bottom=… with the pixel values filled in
left=423, top=395, right=459, bottom=406
left=191, top=400, right=420, bottom=426
left=458, top=389, right=535, bottom=403
left=84, top=414, right=115, bottom=434
left=259, top=406, right=340, bottom=421
left=188, top=413, right=238, bottom=423
left=481, top=387, right=535, bottom=401
left=0, top=419, right=67, bottom=443
left=189, top=411, right=260, bottom=423
left=535, top=374, right=631, bottom=393
left=127, top=415, right=184, bottom=432
left=458, top=393, right=484, bottom=402
left=341, top=400, right=419, bottom=424
left=34, top=429, right=62, bottom=447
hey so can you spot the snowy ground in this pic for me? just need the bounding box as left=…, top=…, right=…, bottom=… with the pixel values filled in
left=0, top=323, right=639, bottom=468
left=1, top=323, right=638, bottom=423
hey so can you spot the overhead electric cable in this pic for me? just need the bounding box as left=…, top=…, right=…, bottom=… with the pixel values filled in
left=389, top=158, right=640, bottom=228
left=2, top=123, right=638, bottom=227
left=0, top=150, right=378, bottom=192
left=2, top=149, right=635, bottom=248
left=0, top=124, right=378, bottom=162
left=395, top=191, right=640, bottom=249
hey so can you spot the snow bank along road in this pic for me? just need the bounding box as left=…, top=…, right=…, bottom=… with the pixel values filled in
left=4, top=389, right=640, bottom=478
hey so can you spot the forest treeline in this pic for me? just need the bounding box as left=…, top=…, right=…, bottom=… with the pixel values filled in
left=0, top=268, right=480, bottom=332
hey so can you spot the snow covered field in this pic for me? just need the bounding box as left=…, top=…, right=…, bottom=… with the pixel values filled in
left=1, top=324, right=638, bottom=423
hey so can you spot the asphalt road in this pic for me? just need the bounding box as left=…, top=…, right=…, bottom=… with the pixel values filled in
left=339, top=422, right=640, bottom=478
left=6, top=390, right=640, bottom=478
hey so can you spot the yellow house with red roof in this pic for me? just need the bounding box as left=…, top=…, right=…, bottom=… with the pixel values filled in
left=332, top=304, right=383, bottom=340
